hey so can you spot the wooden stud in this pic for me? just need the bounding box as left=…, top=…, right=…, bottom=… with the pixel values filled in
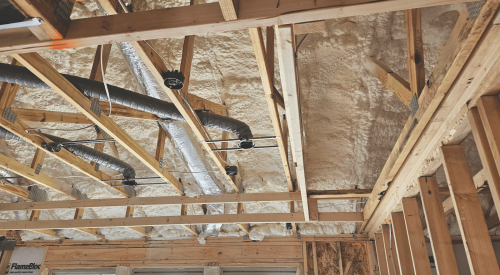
left=276, top=25, right=309, bottom=219
left=10, top=0, right=76, bottom=40
left=391, top=213, right=415, bottom=275
left=337, top=241, right=344, bottom=275
left=441, top=145, right=500, bottom=275
left=375, top=233, right=390, bottom=275
left=312, top=241, right=319, bottom=275
left=366, top=57, right=413, bottom=108
left=405, top=9, right=425, bottom=97
left=219, top=0, right=239, bottom=21
left=179, top=205, right=198, bottom=236
left=381, top=225, right=397, bottom=275
left=418, top=177, right=458, bottom=275
left=401, top=198, right=432, bottom=275
left=12, top=52, right=184, bottom=195
left=308, top=198, right=319, bottom=221
left=74, top=208, right=85, bottom=220
left=155, top=127, right=167, bottom=162
left=303, top=241, right=308, bottom=275
left=0, top=249, right=13, bottom=275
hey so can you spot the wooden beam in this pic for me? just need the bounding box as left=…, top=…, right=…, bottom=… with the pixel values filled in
left=293, top=21, right=327, bottom=35
left=308, top=198, right=318, bottom=221
left=441, top=145, right=500, bottom=274
left=337, top=241, right=344, bottom=275
left=374, top=233, right=390, bottom=275
left=155, top=127, right=167, bottom=163
left=366, top=57, right=412, bottom=108
left=418, top=177, right=458, bottom=275
left=0, top=0, right=474, bottom=55
left=180, top=204, right=198, bottom=236
left=0, top=59, right=21, bottom=109
left=0, top=248, right=13, bottom=275
left=405, top=9, right=425, bottom=97
left=475, top=97, right=500, bottom=221
left=0, top=212, right=362, bottom=230
left=308, top=189, right=372, bottom=199
left=12, top=52, right=184, bottom=195
left=277, top=25, right=309, bottom=220
left=0, top=192, right=301, bottom=212
left=219, top=0, right=238, bottom=21
left=236, top=203, right=250, bottom=235
left=0, top=152, right=75, bottom=199
left=442, top=169, right=487, bottom=215
left=401, top=198, right=432, bottom=275
left=250, top=27, right=294, bottom=193
left=10, top=0, right=76, bottom=40
left=29, top=209, right=59, bottom=238
left=381, top=224, right=397, bottom=275
left=362, top=1, right=500, bottom=235
left=390, top=213, right=415, bottom=275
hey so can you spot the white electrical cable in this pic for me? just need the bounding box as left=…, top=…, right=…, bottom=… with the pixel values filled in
left=100, top=45, right=112, bottom=116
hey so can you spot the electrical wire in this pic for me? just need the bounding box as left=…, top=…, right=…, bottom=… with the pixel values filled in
left=101, top=45, right=112, bottom=116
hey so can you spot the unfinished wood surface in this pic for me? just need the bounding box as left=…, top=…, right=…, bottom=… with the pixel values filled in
left=469, top=106, right=500, bottom=226
left=303, top=241, right=309, bottom=275
left=219, top=0, right=238, bottom=21
left=0, top=59, right=20, bottom=109
left=441, top=145, right=500, bottom=274
left=0, top=0, right=475, bottom=55
left=0, top=249, right=13, bottom=275
left=442, top=169, right=487, bottom=215
left=401, top=198, right=432, bottom=275
left=362, top=1, right=500, bottom=235
left=0, top=184, right=30, bottom=199
left=308, top=189, right=372, bottom=199
left=309, top=198, right=319, bottom=221
left=13, top=52, right=184, bottom=195
left=0, top=192, right=301, bottom=212
left=293, top=21, right=327, bottom=35
left=277, top=25, right=309, bottom=220
left=0, top=152, right=75, bottom=198
left=10, top=0, right=76, bottom=40
left=29, top=209, right=59, bottom=238
left=374, top=233, right=389, bottom=275
left=337, top=242, right=343, bottom=275
left=381, top=225, right=397, bottom=275
left=0, top=212, right=362, bottom=230
left=312, top=241, right=319, bottom=275
left=390, top=213, right=414, bottom=275
left=405, top=9, right=425, bottom=97
left=42, top=239, right=304, bottom=267
left=366, top=57, right=412, bottom=108
left=89, top=44, right=112, bottom=82
left=250, top=27, right=294, bottom=195
left=418, top=177, right=458, bottom=275
left=155, top=127, right=167, bottom=162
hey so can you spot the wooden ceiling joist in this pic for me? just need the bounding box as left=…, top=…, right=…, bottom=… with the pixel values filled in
left=12, top=52, right=184, bottom=195
left=0, top=192, right=301, bottom=212
left=10, top=0, right=76, bottom=41
left=361, top=1, right=500, bottom=235
left=0, top=212, right=364, bottom=231
left=0, top=0, right=474, bottom=56
left=406, top=8, right=425, bottom=98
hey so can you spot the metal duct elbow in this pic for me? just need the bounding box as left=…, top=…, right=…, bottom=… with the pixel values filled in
left=0, top=126, right=24, bottom=142
left=43, top=134, right=136, bottom=180
left=0, top=63, right=253, bottom=139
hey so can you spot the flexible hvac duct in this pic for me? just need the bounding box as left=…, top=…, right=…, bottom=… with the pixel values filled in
left=43, top=134, right=136, bottom=180
left=0, top=63, right=253, bottom=140
left=117, top=41, right=225, bottom=237
left=0, top=126, right=24, bottom=142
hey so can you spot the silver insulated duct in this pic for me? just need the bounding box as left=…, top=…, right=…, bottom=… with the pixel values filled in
left=119, top=42, right=226, bottom=237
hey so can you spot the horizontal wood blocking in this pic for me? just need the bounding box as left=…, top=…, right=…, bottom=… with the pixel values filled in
left=0, top=0, right=473, bottom=55
left=0, top=192, right=302, bottom=212
left=0, top=212, right=363, bottom=230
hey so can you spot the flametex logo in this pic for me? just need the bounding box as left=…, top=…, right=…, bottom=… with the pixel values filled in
left=6, top=263, right=41, bottom=274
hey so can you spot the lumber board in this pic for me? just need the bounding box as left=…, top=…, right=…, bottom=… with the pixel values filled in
left=0, top=0, right=475, bottom=56
left=0, top=192, right=301, bottom=212
left=13, top=52, right=184, bottom=195
left=10, top=0, right=76, bottom=40
left=390, top=213, right=415, bottom=275
left=250, top=27, right=294, bottom=195
left=405, top=9, right=425, bottom=97
left=293, top=21, right=326, bottom=35
left=441, top=145, right=500, bottom=275
left=401, top=198, right=432, bottom=275
left=219, top=0, right=238, bottom=21
left=366, top=57, right=412, bottom=108
left=0, top=212, right=362, bottom=230
left=308, top=189, right=372, bottom=199
left=381, top=225, right=397, bottom=275
left=362, top=0, right=500, bottom=235
left=374, top=233, right=389, bottom=275
left=418, top=177, right=458, bottom=275
left=277, top=25, right=309, bottom=220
